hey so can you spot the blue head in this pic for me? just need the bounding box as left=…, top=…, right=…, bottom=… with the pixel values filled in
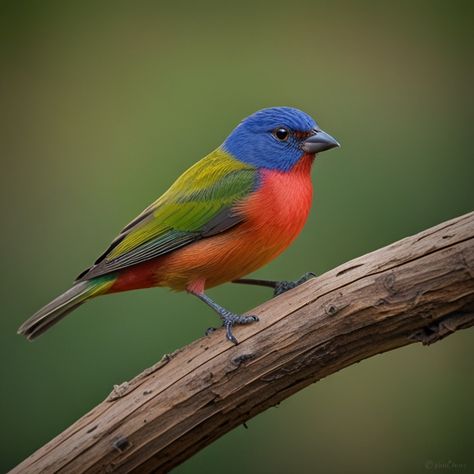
left=222, top=107, right=339, bottom=172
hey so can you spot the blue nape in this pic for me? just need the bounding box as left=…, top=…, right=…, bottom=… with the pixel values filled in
left=222, top=107, right=317, bottom=172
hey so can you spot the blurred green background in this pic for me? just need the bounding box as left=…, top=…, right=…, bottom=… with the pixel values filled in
left=1, top=1, right=473, bottom=472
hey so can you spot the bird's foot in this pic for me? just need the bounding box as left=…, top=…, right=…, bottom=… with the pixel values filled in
left=273, top=272, right=317, bottom=297
left=206, top=311, right=259, bottom=345
left=191, top=290, right=259, bottom=345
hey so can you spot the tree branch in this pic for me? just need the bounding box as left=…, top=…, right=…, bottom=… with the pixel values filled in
left=12, top=212, right=474, bottom=474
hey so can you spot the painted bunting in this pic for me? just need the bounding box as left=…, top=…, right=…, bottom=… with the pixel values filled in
left=18, top=107, right=339, bottom=344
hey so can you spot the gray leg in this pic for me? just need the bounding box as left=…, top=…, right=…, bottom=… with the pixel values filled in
left=190, top=291, right=259, bottom=345
left=233, top=272, right=316, bottom=297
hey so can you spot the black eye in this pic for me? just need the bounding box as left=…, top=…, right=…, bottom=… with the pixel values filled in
left=273, top=127, right=289, bottom=141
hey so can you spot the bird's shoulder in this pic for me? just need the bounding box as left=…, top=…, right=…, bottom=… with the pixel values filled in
left=164, top=148, right=257, bottom=198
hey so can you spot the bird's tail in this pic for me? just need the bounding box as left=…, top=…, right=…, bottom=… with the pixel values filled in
left=18, top=276, right=115, bottom=340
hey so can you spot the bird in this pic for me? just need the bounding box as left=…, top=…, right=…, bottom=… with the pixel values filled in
left=18, top=106, right=339, bottom=344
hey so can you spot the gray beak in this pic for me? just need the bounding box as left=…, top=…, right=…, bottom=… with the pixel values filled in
left=301, top=129, right=340, bottom=154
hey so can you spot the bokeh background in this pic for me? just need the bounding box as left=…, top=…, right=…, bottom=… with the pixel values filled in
left=1, top=1, right=473, bottom=473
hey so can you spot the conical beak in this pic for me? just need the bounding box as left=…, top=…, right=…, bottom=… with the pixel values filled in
left=301, top=129, right=340, bottom=154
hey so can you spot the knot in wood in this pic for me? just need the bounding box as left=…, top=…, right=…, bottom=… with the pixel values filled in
left=324, top=303, right=338, bottom=316
left=383, top=273, right=396, bottom=293
left=112, top=435, right=131, bottom=453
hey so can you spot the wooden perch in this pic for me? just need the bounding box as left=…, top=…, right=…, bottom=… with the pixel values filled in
left=12, top=212, right=474, bottom=473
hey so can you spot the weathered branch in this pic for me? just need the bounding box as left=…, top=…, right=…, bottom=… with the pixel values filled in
left=12, top=212, right=474, bottom=473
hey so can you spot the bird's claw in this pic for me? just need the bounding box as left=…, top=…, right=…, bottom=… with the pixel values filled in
left=273, top=272, right=317, bottom=297
left=224, top=314, right=259, bottom=345
left=206, top=313, right=259, bottom=345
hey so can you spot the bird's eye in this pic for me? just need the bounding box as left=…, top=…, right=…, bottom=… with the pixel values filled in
left=273, top=127, right=289, bottom=141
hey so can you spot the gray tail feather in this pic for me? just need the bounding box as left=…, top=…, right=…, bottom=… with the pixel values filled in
left=18, top=282, right=92, bottom=340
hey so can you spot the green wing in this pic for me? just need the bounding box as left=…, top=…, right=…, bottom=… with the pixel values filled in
left=77, top=149, right=257, bottom=281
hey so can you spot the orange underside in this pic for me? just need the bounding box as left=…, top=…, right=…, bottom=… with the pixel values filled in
left=109, top=155, right=314, bottom=293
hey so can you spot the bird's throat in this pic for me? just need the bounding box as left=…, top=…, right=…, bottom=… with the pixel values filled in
left=292, top=154, right=316, bottom=175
